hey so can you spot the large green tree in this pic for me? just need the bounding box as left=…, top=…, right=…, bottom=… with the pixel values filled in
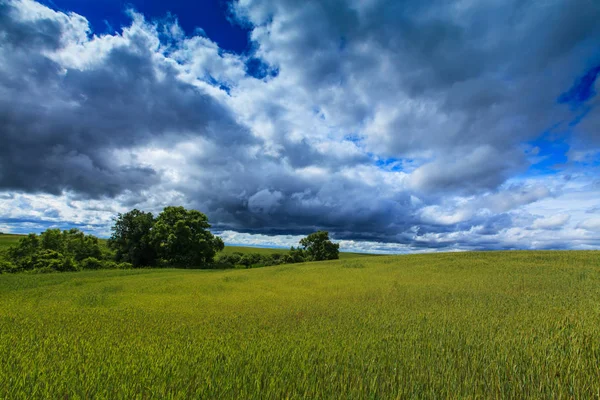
left=299, top=231, right=340, bottom=261
left=150, top=206, right=224, bottom=268
left=108, top=209, right=156, bottom=268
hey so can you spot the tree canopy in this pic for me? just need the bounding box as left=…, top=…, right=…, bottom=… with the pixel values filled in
left=109, top=209, right=156, bottom=268
left=151, top=206, right=224, bottom=267
left=3, top=228, right=114, bottom=273
left=299, top=231, right=340, bottom=261
left=108, top=206, right=224, bottom=268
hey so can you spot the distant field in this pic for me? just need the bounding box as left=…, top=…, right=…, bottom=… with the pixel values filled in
left=0, top=234, right=22, bottom=253
left=2, top=250, right=600, bottom=398
left=0, top=234, right=378, bottom=260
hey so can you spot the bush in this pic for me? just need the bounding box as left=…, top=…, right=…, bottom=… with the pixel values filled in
left=101, top=260, right=119, bottom=269
left=0, top=260, right=19, bottom=274
left=30, top=250, right=69, bottom=272
left=31, top=266, right=56, bottom=274
left=7, top=229, right=109, bottom=273
left=117, top=262, right=133, bottom=269
left=79, top=257, right=103, bottom=270
left=215, top=253, right=243, bottom=268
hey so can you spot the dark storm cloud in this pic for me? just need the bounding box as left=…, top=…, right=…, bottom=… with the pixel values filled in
left=0, top=1, right=256, bottom=197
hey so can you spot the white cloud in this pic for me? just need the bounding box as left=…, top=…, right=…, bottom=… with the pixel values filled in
left=532, top=214, right=571, bottom=230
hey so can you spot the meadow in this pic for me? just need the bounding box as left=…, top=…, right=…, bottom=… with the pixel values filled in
left=0, top=234, right=22, bottom=252
left=1, top=250, right=600, bottom=398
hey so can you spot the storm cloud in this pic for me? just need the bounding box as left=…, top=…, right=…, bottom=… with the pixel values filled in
left=0, top=0, right=599, bottom=251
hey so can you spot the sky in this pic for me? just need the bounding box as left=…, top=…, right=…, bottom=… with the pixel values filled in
left=0, top=0, right=599, bottom=253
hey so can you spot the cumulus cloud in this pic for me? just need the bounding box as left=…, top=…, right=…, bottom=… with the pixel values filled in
left=0, top=0, right=255, bottom=197
left=578, top=218, right=600, bottom=232
left=0, top=0, right=599, bottom=251
left=532, top=214, right=571, bottom=230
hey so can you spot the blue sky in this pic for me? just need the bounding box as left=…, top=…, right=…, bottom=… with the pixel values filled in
left=39, top=0, right=250, bottom=52
left=0, top=0, right=599, bottom=252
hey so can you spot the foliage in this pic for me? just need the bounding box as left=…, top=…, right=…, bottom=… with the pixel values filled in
left=108, top=209, right=156, bottom=268
left=151, top=206, right=224, bottom=267
left=214, top=232, right=340, bottom=267
left=0, top=216, right=350, bottom=273
left=79, top=257, right=104, bottom=270
left=287, top=246, right=306, bottom=263
left=108, top=206, right=225, bottom=269
left=299, top=230, right=339, bottom=261
left=6, top=229, right=109, bottom=273
left=216, top=251, right=305, bottom=268
left=220, top=245, right=375, bottom=260
left=0, top=260, right=18, bottom=274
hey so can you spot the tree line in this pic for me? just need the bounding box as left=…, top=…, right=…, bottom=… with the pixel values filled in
left=0, top=206, right=339, bottom=273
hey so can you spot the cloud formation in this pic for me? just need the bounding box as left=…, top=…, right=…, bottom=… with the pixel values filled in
left=0, top=0, right=599, bottom=252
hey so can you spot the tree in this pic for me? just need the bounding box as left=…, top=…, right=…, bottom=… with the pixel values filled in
left=7, top=233, right=40, bottom=261
left=62, top=229, right=103, bottom=261
left=40, top=229, right=64, bottom=253
left=288, top=246, right=306, bottom=263
left=299, top=231, right=339, bottom=261
left=8, top=229, right=105, bottom=272
left=108, top=209, right=156, bottom=268
left=150, top=206, right=224, bottom=267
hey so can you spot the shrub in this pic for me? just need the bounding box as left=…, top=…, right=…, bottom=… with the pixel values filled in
left=31, top=266, right=56, bottom=274
left=0, top=260, right=19, bottom=274
left=79, top=257, right=103, bottom=270
left=101, top=261, right=119, bottom=269
left=31, top=250, right=67, bottom=271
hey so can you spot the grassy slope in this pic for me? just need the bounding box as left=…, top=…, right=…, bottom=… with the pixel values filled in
left=1, top=250, right=600, bottom=398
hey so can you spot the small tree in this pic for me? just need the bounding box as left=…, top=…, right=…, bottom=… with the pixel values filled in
left=62, top=229, right=103, bottom=261
left=288, top=246, right=306, bottom=263
left=299, top=231, right=339, bottom=261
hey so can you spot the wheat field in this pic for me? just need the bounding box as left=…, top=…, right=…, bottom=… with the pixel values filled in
left=1, top=250, right=600, bottom=398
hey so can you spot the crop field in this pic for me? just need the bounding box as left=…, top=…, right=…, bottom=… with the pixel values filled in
left=1, top=250, right=600, bottom=398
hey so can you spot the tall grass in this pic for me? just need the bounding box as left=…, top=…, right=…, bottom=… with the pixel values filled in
left=1, top=250, right=600, bottom=398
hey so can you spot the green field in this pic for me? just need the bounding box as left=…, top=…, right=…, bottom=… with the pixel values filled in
left=0, top=234, right=22, bottom=252
left=2, top=250, right=600, bottom=398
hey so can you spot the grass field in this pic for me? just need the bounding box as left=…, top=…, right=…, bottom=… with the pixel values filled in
left=1, top=250, right=600, bottom=398
left=0, top=234, right=22, bottom=253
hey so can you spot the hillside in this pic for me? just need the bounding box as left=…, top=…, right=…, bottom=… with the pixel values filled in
left=1, top=250, right=600, bottom=397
